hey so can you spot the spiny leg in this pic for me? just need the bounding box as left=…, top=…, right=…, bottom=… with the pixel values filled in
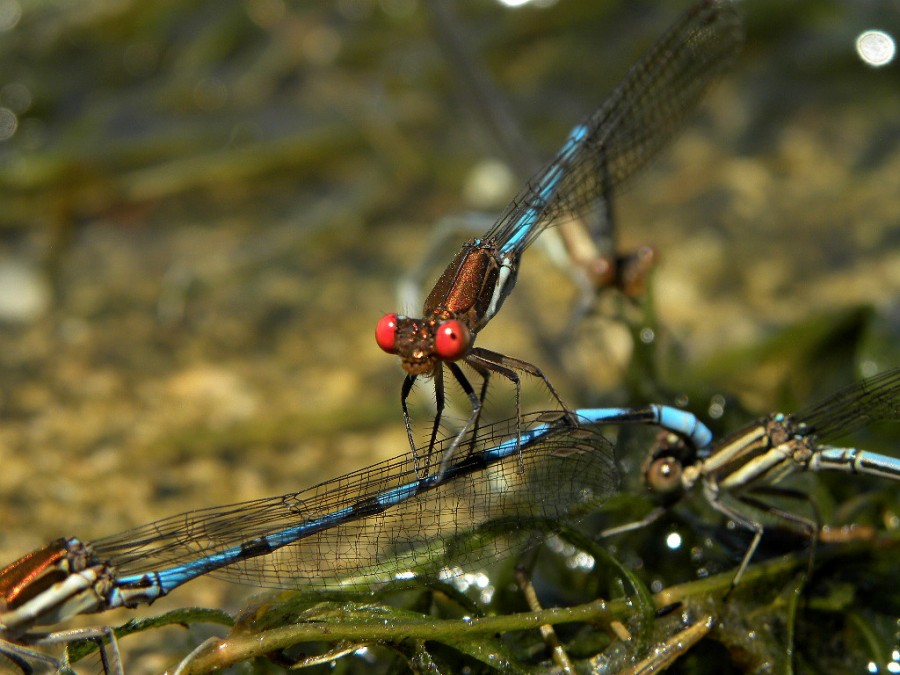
left=0, top=638, right=58, bottom=673
left=434, top=361, right=484, bottom=478
left=47, top=626, right=122, bottom=675
left=94, top=626, right=122, bottom=675
left=0, top=625, right=125, bottom=675
left=460, top=357, right=492, bottom=457
left=466, top=350, right=528, bottom=473
left=740, top=486, right=820, bottom=581
left=472, top=347, right=573, bottom=422
left=727, top=487, right=820, bottom=669
left=428, top=366, right=447, bottom=469
left=708, top=490, right=818, bottom=594
left=704, top=495, right=765, bottom=592
left=400, top=373, right=422, bottom=474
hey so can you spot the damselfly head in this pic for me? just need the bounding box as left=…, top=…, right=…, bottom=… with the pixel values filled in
left=377, top=313, right=472, bottom=374
left=644, top=455, right=685, bottom=500
left=641, top=431, right=694, bottom=502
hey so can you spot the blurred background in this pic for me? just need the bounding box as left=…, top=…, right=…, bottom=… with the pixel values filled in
left=0, top=0, right=897, bottom=671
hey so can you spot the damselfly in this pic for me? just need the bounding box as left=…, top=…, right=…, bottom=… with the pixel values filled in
left=376, top=0, right=743, bottom=475
left=605, top=367, right=900, bottom=586
left=0, top=405, right=708, bottom=672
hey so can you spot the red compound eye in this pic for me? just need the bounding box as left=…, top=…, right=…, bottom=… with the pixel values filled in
left=375, top=313, right=399, bottom=354
left=434, top=320, right=470, bottom=361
